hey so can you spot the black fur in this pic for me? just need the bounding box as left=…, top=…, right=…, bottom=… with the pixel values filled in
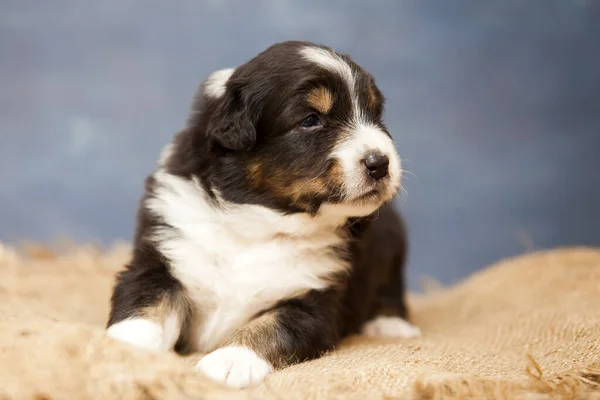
left=106, top=175, right=184, bottom=327
left=107, top=40, right=411, bottom=376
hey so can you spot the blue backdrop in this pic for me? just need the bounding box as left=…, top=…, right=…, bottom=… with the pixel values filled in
left=1, top=0, right=599, bottom=290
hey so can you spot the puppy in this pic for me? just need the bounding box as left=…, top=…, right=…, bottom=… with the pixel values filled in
left=106, top=40, right=420, bottom=389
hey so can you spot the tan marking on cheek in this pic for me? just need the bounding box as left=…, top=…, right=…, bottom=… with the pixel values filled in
left=288, top=177, right=328, bottom=203
left=250, top=160, right=332, bottom=210
left=265, top=166, right=290, bottom=195
left=327, top=159, right=346, bottom=191
left=261, top=164, right=327, bottom=206
left=246, top=159, right=265, bottom=188
left=306, top=86, right=334, bottom=114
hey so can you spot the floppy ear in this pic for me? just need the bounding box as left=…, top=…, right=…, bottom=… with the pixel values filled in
left=206, top=85, right=257, bottom=151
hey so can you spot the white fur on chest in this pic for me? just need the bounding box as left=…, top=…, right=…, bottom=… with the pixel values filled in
left=147, top=171, right=349, bottom=352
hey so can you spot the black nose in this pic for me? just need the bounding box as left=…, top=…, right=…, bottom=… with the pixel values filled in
left=363, top=152, right=389, bottom=180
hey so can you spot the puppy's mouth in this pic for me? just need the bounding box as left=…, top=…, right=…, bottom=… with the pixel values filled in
left=346, top=187, right=391, bottom=206
left=352, top=189, right=380, bottom=202
left=347, top=180, right=399, bottom=205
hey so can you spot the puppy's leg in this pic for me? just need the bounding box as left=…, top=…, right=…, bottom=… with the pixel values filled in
left=196, top=289, right=341, bottom=389
left=362, top=255, right=421, bottom=339
left=361, top=306, right=421, bottom=339
left=106, top=257, right=186, bottom=351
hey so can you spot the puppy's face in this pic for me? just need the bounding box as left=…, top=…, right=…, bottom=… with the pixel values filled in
left=190, top=41, right=401, bottom=218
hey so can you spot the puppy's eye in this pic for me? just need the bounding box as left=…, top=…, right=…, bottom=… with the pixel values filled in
left=300, top=114, right=322, bottom=130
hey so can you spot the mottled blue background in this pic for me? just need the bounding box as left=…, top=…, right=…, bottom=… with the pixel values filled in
left=1, top=0, right=599, bottom=290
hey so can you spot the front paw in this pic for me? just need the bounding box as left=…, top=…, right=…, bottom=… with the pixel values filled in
left=361, top=315, right=422, bottom=338
left=195, top=346, right=273, bottom=389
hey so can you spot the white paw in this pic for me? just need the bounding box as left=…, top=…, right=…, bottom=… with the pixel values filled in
left=361, top=315, right=422, bottom=338
left=106, top=318, right=165, bottom=351
left=195, top=346, right=273, bottom=389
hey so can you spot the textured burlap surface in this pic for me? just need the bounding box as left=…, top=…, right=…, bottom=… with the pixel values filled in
left=0, top=241, right=598, bottom=400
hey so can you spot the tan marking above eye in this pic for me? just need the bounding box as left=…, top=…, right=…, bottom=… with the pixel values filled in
left=306, top=86, right=334, bottom=115
left=368, top=85, right=378, bottom=110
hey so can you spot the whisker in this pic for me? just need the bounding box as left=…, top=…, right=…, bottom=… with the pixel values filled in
left=397, top=185, right=409, bottom=205
left=400, top=169, right=418, bottom=180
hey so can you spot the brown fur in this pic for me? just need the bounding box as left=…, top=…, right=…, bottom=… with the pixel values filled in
left=246, top=160, right=264, bottom=188
left=306, top=86, right=334, bottom=114
left=288, top=177, right=329, bottom=204
left=368, top=86, right=378, bottom=111
left=327, top=160, right=347, bottom=198
left=247, top=157, right=332, bottom=209
left=138, top=294, right=187, bottom=324
left=224, top=313, right=285, bottom=367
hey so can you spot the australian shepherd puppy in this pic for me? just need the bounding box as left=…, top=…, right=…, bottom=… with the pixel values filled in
left=106, top=40, right=421, bottom=389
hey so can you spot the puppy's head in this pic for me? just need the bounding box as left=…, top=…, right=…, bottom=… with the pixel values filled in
left=180, top=41, right=402, bottom=218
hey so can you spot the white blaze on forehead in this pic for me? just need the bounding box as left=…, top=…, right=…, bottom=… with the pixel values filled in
left=299, top=46, right=363, bottom=122
left=204, top=67, right=235, bottom=98
left=299, top=47, right=356, bottom=93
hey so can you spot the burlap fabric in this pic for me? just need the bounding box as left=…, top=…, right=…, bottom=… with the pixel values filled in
left=0, top=241, right=598, bottom=400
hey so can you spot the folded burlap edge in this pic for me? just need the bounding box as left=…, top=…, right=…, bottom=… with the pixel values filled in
left=412, top=357, right=600, bottom=400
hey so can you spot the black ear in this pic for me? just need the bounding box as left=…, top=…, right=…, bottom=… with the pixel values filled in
left=208, top=93, right=256, bottom=151
left=207, top=88, right=256, bottom=151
